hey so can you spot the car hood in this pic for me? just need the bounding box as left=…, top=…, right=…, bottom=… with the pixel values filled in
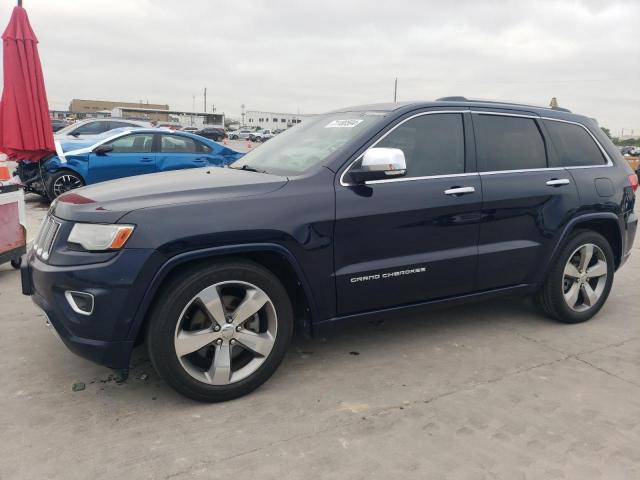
left=53, top=167, right=288, bottom=223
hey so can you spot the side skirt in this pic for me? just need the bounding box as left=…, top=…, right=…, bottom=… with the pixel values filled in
left=313, top=284, right=534, bottom=335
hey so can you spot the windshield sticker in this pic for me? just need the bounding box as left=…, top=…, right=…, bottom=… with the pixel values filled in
left=324, top=119, right=364, bottom=128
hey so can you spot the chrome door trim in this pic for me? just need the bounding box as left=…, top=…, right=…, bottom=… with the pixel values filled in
left=339, top=110, right=468, bottom=187
left=339, top=110, right=615, bottom=187
left=479, top=167, right=565, bottom=176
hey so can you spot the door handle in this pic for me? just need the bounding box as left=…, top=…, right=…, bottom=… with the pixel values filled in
left=444, top=186, right=476, bottom=196
left=546, top=178, right=570, bottom=186
left=140, top=157, right=153, bottom=163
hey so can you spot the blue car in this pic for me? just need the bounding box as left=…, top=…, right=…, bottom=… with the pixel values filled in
left=41, top=128, right=244, bottom=198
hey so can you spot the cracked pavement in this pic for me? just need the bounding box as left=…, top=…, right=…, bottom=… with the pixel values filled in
left=0, top=197, right=638, bottom=479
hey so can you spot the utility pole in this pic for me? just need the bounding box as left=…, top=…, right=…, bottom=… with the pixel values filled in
left=241, top=104, right=246, bottom=126
left=394, top=77, right=398, bottom=103
left=203, top=87, right=207, bottom=112
left=211, top=105, right=216, bottom=113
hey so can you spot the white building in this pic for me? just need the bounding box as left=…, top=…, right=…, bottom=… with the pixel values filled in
left=245, top=111, right=314, bottom=130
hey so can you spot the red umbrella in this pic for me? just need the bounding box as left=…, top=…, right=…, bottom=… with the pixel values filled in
left=0, top=2, right=54, bottom=162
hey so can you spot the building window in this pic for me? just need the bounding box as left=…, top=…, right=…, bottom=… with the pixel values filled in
left=281, top=118, right=286, bottom=122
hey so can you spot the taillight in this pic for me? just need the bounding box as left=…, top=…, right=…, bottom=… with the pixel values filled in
left=629, top=174, right=638, bottom=193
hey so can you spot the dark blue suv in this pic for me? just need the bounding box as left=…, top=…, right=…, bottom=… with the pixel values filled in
left=22, top=98, right=638, bottom=402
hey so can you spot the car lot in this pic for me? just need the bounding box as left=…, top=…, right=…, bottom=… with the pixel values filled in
left=0, top=184, right=637, bottom=478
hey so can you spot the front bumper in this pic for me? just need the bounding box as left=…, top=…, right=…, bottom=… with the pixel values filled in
left=22, top=247, right=155, bottom=369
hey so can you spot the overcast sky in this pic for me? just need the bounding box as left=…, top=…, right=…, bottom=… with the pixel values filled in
left=2, top=0, right=638, bottom=134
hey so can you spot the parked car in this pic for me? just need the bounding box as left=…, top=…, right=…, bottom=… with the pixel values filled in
left=22, top=98, right=637, bottom=402
left=260, top=129, right=274, bottom=141
left=228, top=129, right=253, bottom=140
left=54, top=118, right=152, bottom=140
left=194, top=127, right=226, bottom=142
left=17, top=128, right=244, bottom=199
left=154, top=122, right=182, bottom=130
left=249, top=131, right=264, bottom=142
left=51, top=119, right=67, bottom=132
left=181, top=126, right=199, bottom=133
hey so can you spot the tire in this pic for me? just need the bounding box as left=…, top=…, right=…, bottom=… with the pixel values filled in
left=535, top=230, right=614, bottom=324
left=146, top=259, right=294, bottom=402
left=46, top=170, right=85, bottom=199
left=10, top=257, right=21, bottom=269
left=231, top=135, right=238, bottom=140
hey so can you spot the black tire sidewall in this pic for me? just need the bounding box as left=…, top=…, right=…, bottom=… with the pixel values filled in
left=545, top=230, right=615, bottom=323
left=147, top=260, right=294, bottom=402
left=46, top=170, right=84, bottom=199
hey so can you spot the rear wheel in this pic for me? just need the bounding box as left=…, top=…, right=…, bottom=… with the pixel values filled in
left=46, top=170, right=84, bottom=199
left=146, top=259, right=294, bottom=402
left=535, top=230, right=614, bottom=323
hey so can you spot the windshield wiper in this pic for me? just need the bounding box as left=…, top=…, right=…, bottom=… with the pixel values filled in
left=227, top=164, right=268, bottom=173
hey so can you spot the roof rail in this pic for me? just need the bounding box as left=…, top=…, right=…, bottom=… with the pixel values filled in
left=436, top=96, right=468, bottom=101
left=435, top=96, right=572, bottom=113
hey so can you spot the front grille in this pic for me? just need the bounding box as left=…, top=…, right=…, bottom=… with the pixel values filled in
left=33, top=215, right=61, bottom=261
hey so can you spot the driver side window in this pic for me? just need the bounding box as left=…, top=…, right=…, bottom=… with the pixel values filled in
left=374, top=113, right=465, bottom=177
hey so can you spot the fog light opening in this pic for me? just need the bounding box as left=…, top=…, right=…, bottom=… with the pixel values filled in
left=65, top=291, right=94, bottom=316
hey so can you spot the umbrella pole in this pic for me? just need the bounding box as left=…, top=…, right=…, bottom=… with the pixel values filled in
left=18, top=0, right=23, bottom=7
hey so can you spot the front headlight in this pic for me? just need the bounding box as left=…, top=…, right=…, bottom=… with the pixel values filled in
left=68, top=223, right=135, bottom=251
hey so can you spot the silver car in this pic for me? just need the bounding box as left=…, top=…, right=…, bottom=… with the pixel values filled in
left=54, top=118, right=152, bottom=141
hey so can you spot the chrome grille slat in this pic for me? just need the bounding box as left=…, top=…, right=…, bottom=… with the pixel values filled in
left=33, top=215, right=62, bottom=261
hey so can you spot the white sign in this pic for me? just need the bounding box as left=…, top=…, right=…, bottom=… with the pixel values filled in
left=324, top=119, right=364, bottom=128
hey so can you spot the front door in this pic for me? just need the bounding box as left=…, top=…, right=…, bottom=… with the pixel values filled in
left=334, top=111, right=482, bottom=315
left=472, top=111, right=580, bottom=290
left=88, top=132, right=156, bottom=183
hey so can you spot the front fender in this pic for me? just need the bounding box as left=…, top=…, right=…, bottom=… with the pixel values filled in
left=126, top=242, right=317, bottom=341
left=44, top=155, right=89, bottom=181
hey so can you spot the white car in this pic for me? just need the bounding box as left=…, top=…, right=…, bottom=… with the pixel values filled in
left=228, top=129, right=254, bottom=140
left=54, top=118, right=152, bottom=141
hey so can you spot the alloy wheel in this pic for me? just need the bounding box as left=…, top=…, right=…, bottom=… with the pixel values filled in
left=52, top=174, right=83, bottom=197
left=562, top=243, right=608, bottom=312
left=173, top=281, right=277, bottom=385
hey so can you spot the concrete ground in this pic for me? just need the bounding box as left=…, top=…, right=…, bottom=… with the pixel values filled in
left=0, top=185, right=638, bottom=479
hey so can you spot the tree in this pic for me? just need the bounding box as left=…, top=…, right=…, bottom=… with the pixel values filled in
left=601, top=127, right=611, bottom=139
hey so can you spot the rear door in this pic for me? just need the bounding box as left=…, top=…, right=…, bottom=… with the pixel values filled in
left=472, top=111, right=580, bottom=289
left=334, top=111, right=482, bottom=314
left=87, top=132, right=156, bottom=183
left=156, top=133, right=209, bottom=171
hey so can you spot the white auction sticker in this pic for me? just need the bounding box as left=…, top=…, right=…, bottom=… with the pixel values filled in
left=324, top=119, right=364, bottom=128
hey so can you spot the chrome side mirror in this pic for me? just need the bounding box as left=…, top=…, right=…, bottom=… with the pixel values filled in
left=349, top=148, right=407, bottom=184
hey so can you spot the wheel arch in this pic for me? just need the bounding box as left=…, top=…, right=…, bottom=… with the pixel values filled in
left=130, top=243, right=317, bottom=345
left=544, top=213, right=623, bottom=280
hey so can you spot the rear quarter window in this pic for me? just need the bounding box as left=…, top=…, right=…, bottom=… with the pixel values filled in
left=544, top=120, right=607, bottom=167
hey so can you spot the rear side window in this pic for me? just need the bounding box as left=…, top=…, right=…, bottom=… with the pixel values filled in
left=375, top=113, right=465, bottom=177
left=71, top=121, right=110, bottom=135
left=544, top=120, right=606, bottom=167
left=161, top=135, right=199, bottom=153
left=475, top=115, right=546, bottom=171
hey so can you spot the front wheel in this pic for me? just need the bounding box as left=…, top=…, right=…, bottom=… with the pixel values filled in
left=146, top=259, right=294, bottom=402
left=46, top=170, right=85, bottom=199
left=535, top=230, right=614, bottom=323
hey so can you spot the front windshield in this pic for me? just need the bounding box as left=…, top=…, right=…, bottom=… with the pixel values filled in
left=230, top=112, right=385, bottom=175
